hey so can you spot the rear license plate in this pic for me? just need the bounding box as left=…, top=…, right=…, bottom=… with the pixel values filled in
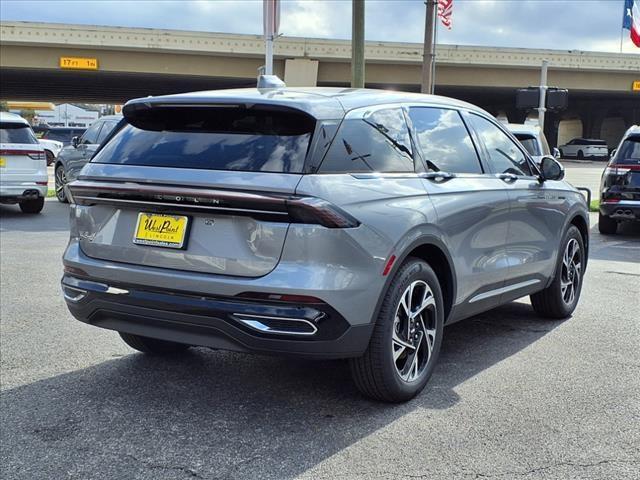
left=133, top=213, right=189, bottom=249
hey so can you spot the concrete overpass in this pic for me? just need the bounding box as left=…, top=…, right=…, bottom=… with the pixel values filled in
left=1, top=21, right=639, bottom=146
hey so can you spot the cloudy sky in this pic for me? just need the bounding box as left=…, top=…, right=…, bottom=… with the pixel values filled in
left=1, top=0, right=637, bottom=53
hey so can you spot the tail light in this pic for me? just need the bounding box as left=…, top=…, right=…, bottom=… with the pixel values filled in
left=27, top=152, right=45, bottom=161
left=285, top=197, right=360, bottom=228
left=67, top=180, right=360, bottom=228
left=0, top=149, right=45, bottom=160
left=604, top=166, right=630, bottom=176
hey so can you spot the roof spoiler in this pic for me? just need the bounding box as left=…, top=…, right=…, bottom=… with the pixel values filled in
left=257, top=75, right=286, bottom=89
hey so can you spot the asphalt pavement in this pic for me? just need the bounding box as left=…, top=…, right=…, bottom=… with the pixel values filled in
left=1, top=174, right=639, bottom=479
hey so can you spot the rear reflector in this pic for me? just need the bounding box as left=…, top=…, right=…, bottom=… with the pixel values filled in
left=236, top=292, right=325, bottom=304
left=36, top=181, right=48, bottom=186
left=382, top=255, right=397, bottom=276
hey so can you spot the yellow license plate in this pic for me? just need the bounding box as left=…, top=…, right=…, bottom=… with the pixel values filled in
left=133, top=213, right=189, bottom=249
left=0, top=157, right=5, bottom=168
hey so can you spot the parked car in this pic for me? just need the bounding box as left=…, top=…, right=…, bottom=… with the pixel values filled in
left=38, top=137, right=63, bottom=166
left=506, top=123, right=558, bottom=164
left=598, top=125, right=640, bottom=234
left=41, top=127, right=86, bottom=146
left=559, top=138, right=608, bottom=160
left=54, top=115, right=121, bottom=202
left=0, top=112, right=47, bottom=213
left=61, top=88, right=589, bottom=402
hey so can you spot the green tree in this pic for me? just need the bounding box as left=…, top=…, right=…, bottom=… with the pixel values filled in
left=19, top=109, right=36, bottom=124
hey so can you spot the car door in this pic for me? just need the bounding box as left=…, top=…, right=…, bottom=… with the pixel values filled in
left=407, top=106, right=511, bottom=319
left=66, top=120, right=103, bottom=181
left=466, top=113, right=565, bottom=302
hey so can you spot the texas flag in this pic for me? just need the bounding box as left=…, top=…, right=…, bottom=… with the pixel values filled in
left=623, top=0, right=640, bottom=47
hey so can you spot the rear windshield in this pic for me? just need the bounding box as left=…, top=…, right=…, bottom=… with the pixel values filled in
left=514, top=134, right=540, bottom=156
left=614, top=136, right=640, bottom=165
left=92, top=107, right=315, bottom=173
left=0, top=123, right=38, bottom=144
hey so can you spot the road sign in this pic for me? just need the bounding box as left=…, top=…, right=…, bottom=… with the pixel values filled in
left=59, top=57, right=98, bottom=70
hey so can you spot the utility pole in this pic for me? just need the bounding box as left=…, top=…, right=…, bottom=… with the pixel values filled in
left=351, top=0, right=365, bottom=88
left=421, top=0, right=437, bottom=94
left=538, top=59, right=549, bottom=131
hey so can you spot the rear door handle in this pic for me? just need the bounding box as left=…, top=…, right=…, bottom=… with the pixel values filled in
left=421, top=171, right=456, bottom=182
left=497, top=173, right=518, bottom=183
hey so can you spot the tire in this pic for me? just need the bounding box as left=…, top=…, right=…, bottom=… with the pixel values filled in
left=577, top=150, right=584, bottom=160
left=530, top=225, right=585, bottom=319
left=54, top=164, right=68, bottom=203
left=119, top=332, right=190, bottom=355
left=349, top=258, right=444, bottom=403
left=45, top=150, right=55, bottom=166
left=19, top=197, right=45, bottom=214
left=598, top=212, right=617, bottom=235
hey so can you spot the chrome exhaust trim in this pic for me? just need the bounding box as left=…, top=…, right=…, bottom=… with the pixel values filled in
left=233, top=313, right=318, bottom=336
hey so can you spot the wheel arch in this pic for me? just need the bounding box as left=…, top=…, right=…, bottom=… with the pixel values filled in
left=569, top=212, right=589, bottom=269
left=371, top=236, right=457, bottom=325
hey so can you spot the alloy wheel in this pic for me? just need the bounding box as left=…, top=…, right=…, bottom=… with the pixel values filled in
left=392, top=280, right=437, bottom=382
left=55, top=166, right=67, bottom=202
left=561, top=238, right=581, bottom=305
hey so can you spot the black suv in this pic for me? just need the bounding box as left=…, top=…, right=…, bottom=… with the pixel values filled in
left=599, top=126, right=640, bottom=234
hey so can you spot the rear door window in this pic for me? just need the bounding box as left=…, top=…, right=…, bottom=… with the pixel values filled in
left=96, top=120, right=119, bottom=144
left=81, top=121, right=103, bottom=145
left=408, top=107, right=482, bottom=173
left=319, top=107, right=414, bottom=173
left=0, top=123, right=38, bottom=144
left=468, top=114, right=533, bottom=177
left=92, top=108, right=315, bottom=173
left=615, top=136, right=640, bottom=165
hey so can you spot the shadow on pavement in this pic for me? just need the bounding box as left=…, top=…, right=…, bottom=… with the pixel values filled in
left=589, top=219, right=640, bottom=264
left=1, top=302, right=565, bottom=480
left=0, top=201, right=70, bottom=233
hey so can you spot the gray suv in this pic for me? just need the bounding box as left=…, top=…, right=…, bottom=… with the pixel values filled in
left=62, top=88, right=589, bottom=402
left=54, top=115, right=122, bottom=202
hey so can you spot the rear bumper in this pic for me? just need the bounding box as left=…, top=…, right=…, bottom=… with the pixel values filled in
left=600, top=200, right=640, bottom=221
left=62, top=274, right=373, bottom=359
left=0, top=181, right=47, bottom=201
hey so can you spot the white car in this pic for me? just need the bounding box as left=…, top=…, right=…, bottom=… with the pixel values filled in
left=559, top=138, right=609, bottom=160
left=0, top=112, right=48, bottom=213
left=506, top=123, right=556, bottom=165
left=38, top=137, right=63, bottom=166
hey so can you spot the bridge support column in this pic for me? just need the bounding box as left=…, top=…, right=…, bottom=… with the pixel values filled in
left=580, top=108, right=606, bottom=139
left=284, top=59, right=319, bottom=87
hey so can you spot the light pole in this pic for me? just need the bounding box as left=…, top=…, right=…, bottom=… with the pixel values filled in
left=538, top=59, right=549, bottom=131
left=351, top=0, right=365, bottom=88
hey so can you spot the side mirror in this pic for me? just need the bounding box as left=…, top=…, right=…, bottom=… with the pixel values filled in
left=539, top=156, right=564, bottom=182
left=71, top=136, right=80, bottom=148
left=553, top=147, right=561, bottom=159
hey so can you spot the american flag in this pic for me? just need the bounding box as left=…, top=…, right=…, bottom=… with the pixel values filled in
left=437, top=0, right=453, bottom=30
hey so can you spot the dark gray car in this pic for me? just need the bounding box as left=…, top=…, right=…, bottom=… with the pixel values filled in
left=54, top=115, right=121, bottom=202
left=61, top=88, right=589, bottom=402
